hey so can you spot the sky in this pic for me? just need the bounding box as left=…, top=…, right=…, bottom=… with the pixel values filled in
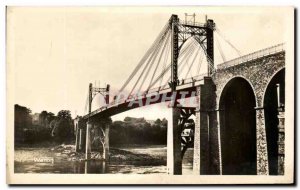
left=7, top=7, right=290, bottom=121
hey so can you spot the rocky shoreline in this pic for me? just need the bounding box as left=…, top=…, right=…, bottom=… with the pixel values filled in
left=50, top=144, right=166, bottom=165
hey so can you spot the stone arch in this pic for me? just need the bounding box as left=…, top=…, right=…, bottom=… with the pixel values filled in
left=263, top=68, right=285, bottom=175
left=262, top=67, right=285, bottom=105
left=219, top=77, right=257, bottom=175
left=217, top=75, right=258, bottom=109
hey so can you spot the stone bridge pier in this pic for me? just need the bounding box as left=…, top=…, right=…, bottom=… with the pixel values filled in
left=74, top=117, right=86, bottom=152
left=167, top=77, right=220, bottom=175
left=193, top=77, right=220, bottom=175
left=74, top=117, right=111, bottom=161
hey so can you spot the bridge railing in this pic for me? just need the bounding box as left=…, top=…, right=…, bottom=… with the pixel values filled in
left=217, top=43, right=285, bottom=70
left=181, top=73, right=207, bottom=84
left=108, top=73, right=208, bottom=107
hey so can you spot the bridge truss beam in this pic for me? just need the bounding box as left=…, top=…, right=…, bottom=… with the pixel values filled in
left=169, top=14, right=215, bottom=92
left=88, top=83, right=110, bottom=114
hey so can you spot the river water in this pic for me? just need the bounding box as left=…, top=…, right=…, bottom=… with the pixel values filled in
left=14, top=145, right=193, bottom=174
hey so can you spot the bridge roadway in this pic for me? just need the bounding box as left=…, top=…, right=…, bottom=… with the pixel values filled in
left=82, top=74, right=205, bottom=121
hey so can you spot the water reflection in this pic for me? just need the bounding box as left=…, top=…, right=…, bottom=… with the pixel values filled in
left=69, top=160, right=108, bottom=174
left=84, top=160, right=107, bottom=174
left=14, top=146, right=193, bottom=174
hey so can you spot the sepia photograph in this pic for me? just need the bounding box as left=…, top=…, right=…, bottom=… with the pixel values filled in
left=6, top=6, right=294, bottom=184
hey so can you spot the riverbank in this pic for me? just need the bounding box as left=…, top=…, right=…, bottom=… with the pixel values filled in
left=49, top=144, right=166, bottom=165
left=14, top=144, right=195, bottom=174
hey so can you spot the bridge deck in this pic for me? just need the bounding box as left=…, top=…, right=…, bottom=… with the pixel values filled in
left=83, top=75, right=205, bottom=120
left=217, top=43, right=285, bottom=70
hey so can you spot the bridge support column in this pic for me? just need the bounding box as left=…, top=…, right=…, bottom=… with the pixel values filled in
left=277, top=108, right=285, bottom=175
left=193, top=77, right=219, bottom=175
left=79, top=128, right=86, bottom=152
left=93, top=123, right=100, bottom=151
left=255, top=108, right=269, bottom=175
left=85, top=160, right=90, bottom=174
left=75, top=125, right=80, bottom=152
left=193, top=103, right=201, bottom=174
left=74, top=119, right=85, bottom=152
left=167, top=104, right=182, bottom=175
left=85, top=122, right=92, bottom=160
left=216, top=110, right=223, bottom=174
left=208, top=110, right=220, bottom=174
left=193, top=105, right=210, bottom=174
left=103, top=123, right=110, bottom=160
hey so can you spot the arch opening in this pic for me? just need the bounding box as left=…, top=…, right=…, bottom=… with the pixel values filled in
left=264, top=68, right=285, bottom=175
left=219, top=77, right=257, bottom=175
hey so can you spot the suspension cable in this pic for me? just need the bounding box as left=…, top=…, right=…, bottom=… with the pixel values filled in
left=84, top=90, right=89, bottom=114
left=178, top=40, right=197, bottom=77
left=216, top=28, right=242, bottom=57
left=196, top=51, right=204, bottom=75
left=147, top=40, right=195, bottom=90
left=128, top=29, right=170, bottom=97
left=147, top=32, right=171, bottom=91
left=194, top=35, right=215, bottom=74
left=119, top=22, right=170, bottom=93
left=185, top=43, right=200, bottom=79
left=216, top=36, right=226, bottom=62
left=160, top=40, right=197, bottom=86
left=137, top=30, right=171, bottom=94
left=159, top=34, right=171, bottom=86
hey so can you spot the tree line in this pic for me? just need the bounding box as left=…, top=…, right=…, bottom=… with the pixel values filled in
left=15, top=104, right=168, bottom=147
left=14, top=104, right=74, bottom=146
left=110, top=117, right=168, bottom=145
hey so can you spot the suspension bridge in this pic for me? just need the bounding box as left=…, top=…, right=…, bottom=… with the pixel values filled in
left=74, top=14, right=286, bottom=175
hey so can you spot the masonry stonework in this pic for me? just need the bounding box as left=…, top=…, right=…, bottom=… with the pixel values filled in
left=211, top=52, right=285, bottom=175
left=193, top=77, right=220, bottom=174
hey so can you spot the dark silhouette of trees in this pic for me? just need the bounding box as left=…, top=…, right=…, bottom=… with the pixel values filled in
left=51, top=110, right=74, bottom=143
left=110, top=117, right=168, bottom=145
left=15, top=103, right=166, bottom=147
left=14, top=104, right=32, bottom=144
left=57, top=110, right=72, bottom=120
left=14, top=105, right=52, bottom=146
left=14, top=105, right=74, bottom=146
left=46, top=112, right=56, bottom=128
left=39, top=111, right=48, bottom=126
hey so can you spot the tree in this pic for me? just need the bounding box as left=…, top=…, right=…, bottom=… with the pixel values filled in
left=49, top=119, right=57, bottom=130
left=14, top=104, right=32, bottom=144
left=52, top=118, right=72, bottom=143
left=46, top=112, right=56, bottom=128
left=51, top=110, right=73, bottom=143
left=161, top=118, right=168, bottom=128
left=39, top=111, right=48, bottom=127
left=14, top=104, right=32, bottom=129
left=57, top=110, right=72, bottom=120
left=109, top=117, right=168, bottom=145
left=154, top=118, right=162, bottom=126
